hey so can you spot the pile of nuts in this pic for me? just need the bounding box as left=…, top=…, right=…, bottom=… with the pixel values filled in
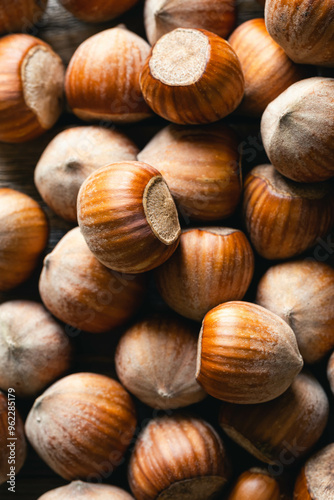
left=0, top=0, right=333, bottom=498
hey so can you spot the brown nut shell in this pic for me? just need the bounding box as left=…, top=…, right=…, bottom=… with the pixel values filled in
left=294, top=444, right=334, bottom=499
left=327, top=352, right=334, bottom=396
left=59, top=0, right=140, bottom=23
left=227, top=469, right=280, bottom=500
left=0, top=0, right=47, bottom=35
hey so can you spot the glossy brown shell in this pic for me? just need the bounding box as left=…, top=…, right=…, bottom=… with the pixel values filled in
left=59, top=0, right=140, bottom=22
left=0, top=0, right=47, bottom=35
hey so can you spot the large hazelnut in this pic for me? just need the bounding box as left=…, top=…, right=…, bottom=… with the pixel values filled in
left=0, top=188, right=48, bottom=292
left=227, top=469, right=280, bottom=500
left=256, top=260, right=334, bottom=364
left=39, top=227, right=147, bottom=333
left=265, top=0, right=334, bottom=67
left=228, top=18, right=311, bottom=116
left=196, top=301, right=303, bottom=404
left=65, top=27, right=152, bottom=124
left=140, top=28, right=244, bottom=125
left=77, top=162, right=181, bottom=274
left=0, top=34, right=64, bottom=143
left=25, top=372, right=137, bottom=481
left=242, top=165, right=334, bottom=260
left=115, top=313, right=206, bottom=409
left=294, top=444, right=334, bottom=499
left=219, top=372, right=329, bottom=465
left=144, top=0, right=236, bottom=45
left=35, top=126, right=139, bottom=223
left=138, top=124, right=242, bottom=221
left=59, top=0, right=139, bottom=23
left=38, top=481, right=134, bottom=499
left=128, top=414, right=230, bottom=500
left=261, top=78, right=334, bottom=182
left=155, top=228, right=254, bottom=322
left=0, top=0, right=47, bottom=35
left=0, top=301, right=71, bottom=398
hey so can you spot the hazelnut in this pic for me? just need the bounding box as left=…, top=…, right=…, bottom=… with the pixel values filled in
left=0, top=188, right=48, bottom=292
left=155, top=228, right=254, bottom=322
left=65, top=27, right=152, bottom=123
left=140, top=28, right=244, bottom=125
left=59, top=0, right=140, bottom=23
left=128, top=414, right=230, bottom=500
left=115, top=313, right=206, bottom=409
left=219, top=372, right=329, bottom=465
left=39, top=227, right=147, bottom=333
left=0, top=34, right=64, bottom=143
left=25, top=372, right=137, bottom=481
left=38, top=481, right=134, bottom=499
left=144, top=0, right=236, bottom=45
left=0, top=0, right=47, bottom=35
left=0, top=301, right=71, bottom=398
left=256, top=260, right=334, bottom=364
left=227, top=469, right=280, bottom=500
left=265, top=0, right=334, bottom=67
left=138, top=124, right=242, bottom=221
left=35, top=126, right=139, bottom=223
left=327, top=352, right=334, bottom=395
left=294, top=444, right=334, bottom=499
left=196, top=301, right=303, bottom=404
left=77, top=162, right=181, bottom=274
left=0, top=390, right=27, bottom=485
left=242, top=165, right=334, bottom=260
left=228, top=18, right=311, bottom=116
left=261, top=78, right=334, bottom=182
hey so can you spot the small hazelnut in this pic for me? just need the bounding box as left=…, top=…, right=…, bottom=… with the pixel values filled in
left=38, top=481, right=134, bottom=499
left=0, top=301, right=71, bottom=398
left=140, top=28, right=244, bottom=125
left=327, top=352, right=334, bottom=395
left=242, top=165, right=334, bottom=260
left=138, top=124, right=242, bottom=221
left=115, top=313, right=206, bottom=409
left=227, top=469, right=280, bottom=500
left=39, top=227, right=147, bottom=333
left=196, top=301, right=303, bottom=404
left=294, top=444, right=334, bottom=499
left=0, top=0, right=47, bottom=35
left=25, top=372, right=137, bottom=481
left=0, top=34, right=64, bottom=143
left=77, top=161, right=181, bottom=274
left=0, top=188, right=48, bottom=292
left=219, top=372, right=329, bottom=465
left=59, top=0, right=140, bottom=23
left=35, top=126, right=139, bottom=223
left=155, top=228, right=254, bottom=322
left=128, top=414, right=230, bottom=500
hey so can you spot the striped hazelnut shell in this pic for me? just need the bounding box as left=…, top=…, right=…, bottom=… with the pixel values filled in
left=227, top=469, right=280, bottom=500
left=196, top=301, right=303, bottom=404
left=155, top=228, right=254, bottom=322
left=242, top=165, right=334, bottom=260
left=58, top=0, right=140, bottom=23
left=39, top=227, right=147, bottom=333
left=219, top=372, right=329, bottom=465
left=0, top=0, right=47, bottom=35
left=25, top=372, right=137, bottom=481
left=140, top=28, right=244, bottom=125
left=65, top=27, right=152, bottom=123
left=77, top=161, right=181, bottom=274
left=38, top=481, right=135, bottom=499
left=294, top=444, right=334, bottom=499
left=128, top=414, right=230, bottom=500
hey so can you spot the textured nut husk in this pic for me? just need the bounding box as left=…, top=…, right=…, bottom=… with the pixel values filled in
left=65, top=27, right=152, bottom=123
left=0, top=188, right=48, bottom=292
left=265, top=0, right=334, bottom=67
left=115, top=313, right=206, bottom=409
left=0, top=391, right=27, bottom=485
left=327, top=352, right=334, bottom=395
left=219, top=372, right=329, bottom=465
left=242, top=165, right=334, bottom=260
left=59, top=0, right=139, bottom=23
left=140, top=28, right=244, bottom=125
left=0, top=301, right=71, bottom=397
left=39, top=227, right=147, bottom=333
left=294, top=444, right=334, bottom=499
left=261, top=78, right=334, bottom=182
left=0, top=0, right=47, bottom=34
left=228, top=18, right=311, bottom=116
left=155, top=228, right=254, bottom=322
left=77, top=161, right=181, bottom=274
left=35, top=126, right=139, bottom=222
left=227, top=469, right=280, bottom=500
left=128, top=414, right=230, bottom=500
left=197, top=301, right=303, bottom=404
left=25, top=372, right=137, bottom=481
left=38, top=480, right=135, bottom=499
left=138, top=124, right=242, bottom=221
left=144, top=0, right=236, bottom=45
left=0, top=34, right=64, bottom=143
left=256, top=260, right=334, bottom=364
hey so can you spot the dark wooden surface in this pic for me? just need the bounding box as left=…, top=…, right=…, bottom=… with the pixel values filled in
left=0, top=1, right=333, bottom=499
